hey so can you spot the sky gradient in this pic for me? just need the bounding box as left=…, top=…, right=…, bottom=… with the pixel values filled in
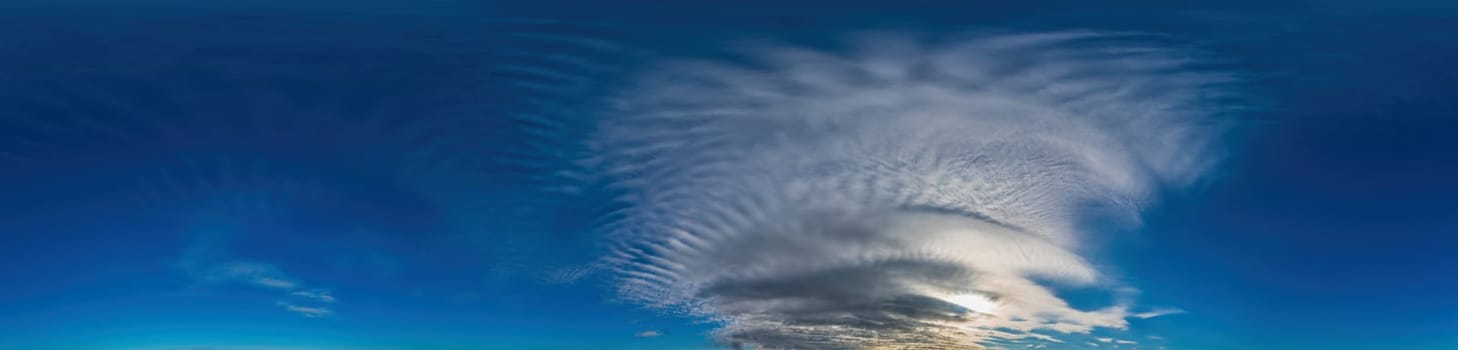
left=2, top=1, right=1458, bottom=349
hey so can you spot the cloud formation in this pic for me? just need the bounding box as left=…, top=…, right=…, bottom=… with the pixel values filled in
left=290, top=289, right=337, bottom=303
left=173, top=207, right=340, bottom=318
left=194, top=261, right=337, bottom=317
left=276, top=301, right=333, bottom=318
left=203, top=262, right=300, bottom=290
left=589, top=32, right=1235, bottom=348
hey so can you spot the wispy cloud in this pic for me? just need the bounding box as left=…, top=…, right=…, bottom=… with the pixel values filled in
left=590, top=31, right=1237, bottom=348
left=634, top=330, right=662, bottom=338
left=186, top=259, right=339, bottom=318
left=203, top=262, right=300, bottom=290
left=1133, top=307, right=1186, bottom=319
left=276, top=301, right=333, bottom=318
left=289, top=289, right=336, bottom=303
left=1096, top=337, right=1138, bottom=345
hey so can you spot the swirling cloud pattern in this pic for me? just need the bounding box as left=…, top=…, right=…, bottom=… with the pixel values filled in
left=588, top=32, right=1237, bottom=348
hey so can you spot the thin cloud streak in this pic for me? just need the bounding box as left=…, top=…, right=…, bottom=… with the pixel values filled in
left=196, top=261, right=340, bottom=318
left=1133, top=308, right=1185, bottom=319
left=183, top=255, right=340, bottom=318
left=290, top=289, right=337, bottom=303
left=276, top=301, right=333, bottom=318
left=588, top=31, right=1238, bottom=348
left=203, top=262, right=300, bottom=290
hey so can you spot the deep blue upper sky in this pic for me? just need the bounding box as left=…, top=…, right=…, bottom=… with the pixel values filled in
left=1, top=1, right=1457, bottom=349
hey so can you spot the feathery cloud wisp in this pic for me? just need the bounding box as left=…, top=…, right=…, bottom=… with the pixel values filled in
left=589, top=32, right=1236, bottom=348
left=187, top=259, right=339, bottom=318
left=204, top=262, right=299, bottom=290
left=276, top=301, right=333, bottom=318
left=290, top=289, right=336, bottom=303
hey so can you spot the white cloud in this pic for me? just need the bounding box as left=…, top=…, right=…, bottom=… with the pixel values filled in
left=204, top=262, right=299, bottom=290
left=276, top=301, right=332, bottom=318
left=589, top=31, right=1235, bottom=349
left=635, top=330, right=662, bottom=337
left=189, top=260, right=339, bottom=318
left=1133, top=308, right=1185, bottom=319
left=289, top=289, right=336, bottom=303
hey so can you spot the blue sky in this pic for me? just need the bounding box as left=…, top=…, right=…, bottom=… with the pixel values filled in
left=2, top=1, right=1457, bottom=349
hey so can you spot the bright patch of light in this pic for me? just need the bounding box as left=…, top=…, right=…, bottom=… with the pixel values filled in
left=945, top=293, right=1000, bottom=315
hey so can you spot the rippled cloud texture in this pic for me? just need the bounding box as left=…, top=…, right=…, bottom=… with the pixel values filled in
left=587, top=32, right=1236, bottom=348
